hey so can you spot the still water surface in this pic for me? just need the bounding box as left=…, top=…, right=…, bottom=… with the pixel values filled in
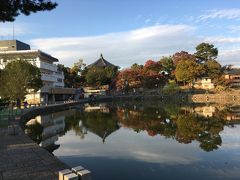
left=25, top=100, right=240, bottom=180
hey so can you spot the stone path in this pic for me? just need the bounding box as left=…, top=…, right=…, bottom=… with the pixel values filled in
left=0, top=122, right=68, bottom=180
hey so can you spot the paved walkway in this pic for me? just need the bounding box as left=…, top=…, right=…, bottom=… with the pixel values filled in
left=0, top=122, right=68, bottom=180
left=0, top=103, right=79, bottom=180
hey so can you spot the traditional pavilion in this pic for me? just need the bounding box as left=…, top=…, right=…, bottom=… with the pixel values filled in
left=87, top=54, right=116, bottom=68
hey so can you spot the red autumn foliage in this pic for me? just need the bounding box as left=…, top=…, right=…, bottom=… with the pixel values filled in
left=116, top=59, right=167, bottom=90
left=172, top=51, right=196, bottom=65
left=116, top=68, right=143, bottom=90
left=144, top=59, right=162, bottom=72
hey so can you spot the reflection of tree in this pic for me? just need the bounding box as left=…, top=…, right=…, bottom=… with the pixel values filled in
left=64, top=113, right=86, bottom=139
left=175, top=114, right=224, bottom=151
left=164, top=103, right=181, bottom=119
left=25, top=122, right=43, bottom=144
left=116, top=103, right=225, bottom=152
left=79, top=111, right=120, bottom=143
left=116, top=107, right=176, bottom=138
left=25, top=102, right=238, bottom=152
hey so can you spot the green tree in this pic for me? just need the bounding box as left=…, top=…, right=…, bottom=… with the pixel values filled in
left=205, top=60, right=222, bottom=80
left=0, top=60, right=42, bottom=102
left=85, top=67, right=118, bottom=87
left=57, top=64, right=85, bottom=88
left=195, top=42, right=218, bottom=63
left=163, top=81, right=180, bottom=94
left=159, top=56, right=175, bottom=75
left=175, top=59, right=204, bottom=85
left=131, top=63, right=143, bottom=70
left=0, top=0, right=57, bottom=22
left=73, top=59, right=86, bottom=75
left=57, top=64, right=71, bottom=87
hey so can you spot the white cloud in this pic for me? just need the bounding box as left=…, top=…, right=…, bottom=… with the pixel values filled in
left=204, top=36, right=240, bottom=44
left=201, top=36, right=240, bottom=66
left=30, top=24, right=199, bottom=67
left=199, top=9, right=240, bottom=21
left=218, top=49, right=240, bottom=66
left=28, top=23, right=240, bottom=68
left=56, top=128, right=200, bottom=165
left=220, top=125, right=240, bottom=149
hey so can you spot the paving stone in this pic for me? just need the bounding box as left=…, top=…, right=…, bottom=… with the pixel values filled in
left=0, top=122, right=69, bottom=180
left=0, top=172, right=3, bottom=180
left=72, top=165, right=84, bottom=173
left=76, top=169, right=91, bottom=180
left=64, top=173, right=78, bottom=180
left=59, top=169, right=72, bottom=180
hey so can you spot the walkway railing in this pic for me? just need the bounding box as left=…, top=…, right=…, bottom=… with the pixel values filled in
left=0, top=100, right=80, bottom=126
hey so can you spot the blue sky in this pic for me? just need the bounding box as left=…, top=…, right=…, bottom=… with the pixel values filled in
left=0, top=0, right=240, bottom=67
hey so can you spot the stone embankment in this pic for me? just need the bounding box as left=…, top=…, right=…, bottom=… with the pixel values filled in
left=188, top=92, right=240, bottom=105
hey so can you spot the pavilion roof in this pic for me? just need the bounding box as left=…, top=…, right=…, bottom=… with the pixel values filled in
left=87, top=54, right=116, bottom=68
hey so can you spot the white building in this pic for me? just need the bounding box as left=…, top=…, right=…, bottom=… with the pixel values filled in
left=0, top=40, right=74, bottom=104
left=193, top=77, right=214, bottom=90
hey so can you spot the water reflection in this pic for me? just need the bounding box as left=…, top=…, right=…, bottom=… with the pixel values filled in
left=25, top=110, right=73, bottom=152
left=25, top=102, right=240, bottom=153
left=24, top=101, right=240, bottom=179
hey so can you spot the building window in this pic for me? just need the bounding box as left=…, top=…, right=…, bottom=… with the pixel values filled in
left=57, top=78, right=63, bottom=82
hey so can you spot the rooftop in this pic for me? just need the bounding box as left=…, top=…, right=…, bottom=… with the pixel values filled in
left=87, top=54, right=116, bottom=68
left=0, top=49, right=58, bottom=62
left=224, top=69, right=240, bottom=75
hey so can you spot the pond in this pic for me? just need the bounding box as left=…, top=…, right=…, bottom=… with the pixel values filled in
left=24, top=100, right=240, bottom=180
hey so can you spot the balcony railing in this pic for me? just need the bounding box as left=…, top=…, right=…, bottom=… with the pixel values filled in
left=53, top=82, right=64, bottom=87
left=41, top=74, right=56, bottom=82
left=53, top=71, right=64, bottom=78
left=36, top=61, right=58, bottom=72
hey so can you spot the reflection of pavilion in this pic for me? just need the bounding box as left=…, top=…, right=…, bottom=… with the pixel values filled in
left=80, top=105, right=119, bottom=143
left=80, top=119, right=120, bottom=143
left=91, top=128, right=118, bottom=143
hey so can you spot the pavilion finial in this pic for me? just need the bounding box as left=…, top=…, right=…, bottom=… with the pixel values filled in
left=100, top=53, right=103, bottom=58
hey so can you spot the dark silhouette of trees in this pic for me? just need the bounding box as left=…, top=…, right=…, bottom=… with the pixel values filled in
left=0, top=0, right=57, bottom=22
